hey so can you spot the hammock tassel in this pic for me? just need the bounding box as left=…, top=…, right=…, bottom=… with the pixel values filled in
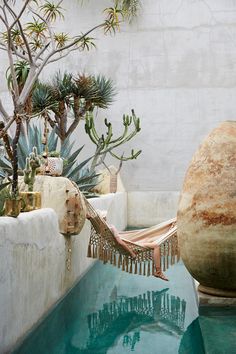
left=109, top=250, right=113, bottom=264
left=118, top=254, right=122, bottom=268
left=152, top=261, right=155, bottom=275
left=147, top=261, right=151, bottom=276
left=139, top=263, right=142, bottom=275
left=103, top=249, right=107, bottom=264
left=99, top=246, right=103, bottom=261
left=143, top=262, right=146, bottom=276
left=134, top=261, right=138, bottom=274
left=129, top=259, right=133, bottom=273
left=122, top=257, right=125, bottom=271
left=87, top=243, right=92, bottom=258
left=125, top=257, right=129, bottom=273
left=163, top=244, right=166, bottom=272
left=113, top=253, right=117, bottom=266
left=167, top=247, right=169, bottom=269
left=94, top=245, right=98, bottom=259
left=171, top=240, right=174, bottom=265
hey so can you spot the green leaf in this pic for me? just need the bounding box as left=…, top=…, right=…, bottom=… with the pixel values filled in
left=0, top=182, right=10, bottom=192
left=67, top=145, right=84, bottom=164
left=79, top=183, right=98, bottom=191
left=60, top=137, right=74, bottom=158
left=48, top=128, right=58, bottom=151
left=76, top=173, right=100, bottom=185
left=67, top=156, right=92, bottom=179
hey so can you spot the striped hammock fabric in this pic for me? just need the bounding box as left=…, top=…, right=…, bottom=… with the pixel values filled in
left=84, top=198, right=179, bottom=280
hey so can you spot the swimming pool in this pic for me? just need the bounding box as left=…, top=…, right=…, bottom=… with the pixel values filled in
left=13, top=261, right=235, bottom=353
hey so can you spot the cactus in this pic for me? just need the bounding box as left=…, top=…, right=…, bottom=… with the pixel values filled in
left=24, top=147, right=41, bottom=192
left=85, top=109, right=142, bottom=173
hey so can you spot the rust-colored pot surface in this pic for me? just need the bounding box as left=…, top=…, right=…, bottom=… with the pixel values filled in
left=177, top=121, right=236, bottom=297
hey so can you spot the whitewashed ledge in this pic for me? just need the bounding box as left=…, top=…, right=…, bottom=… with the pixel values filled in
left=0, top=192, right=127, bottom=353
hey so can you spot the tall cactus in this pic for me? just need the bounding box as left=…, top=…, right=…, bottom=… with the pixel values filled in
left=85, top=109, right=142, bottom=172
left=24, top=147, right=41, bottom=192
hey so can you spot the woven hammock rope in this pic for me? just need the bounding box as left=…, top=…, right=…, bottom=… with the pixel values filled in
left=84, top=198, right=180, bottom=277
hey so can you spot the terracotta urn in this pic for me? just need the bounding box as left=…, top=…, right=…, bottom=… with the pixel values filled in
left=177, top=121, right=236, bottom=297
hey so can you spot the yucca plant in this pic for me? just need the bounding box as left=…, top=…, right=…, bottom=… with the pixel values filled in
left=75, top=34, right=96, bottom=51
left=80, top=0, right=141, bottom=22
left=120, top=0, right=141, bottom=20
left=40, top=1, right=65, bottom=22
left=54, top=32, right=70, bottom=49
left=6, top=61, right=30, bottom=92
left=31, top=72, right=116, bottom=142
left=26, top=18, right=47, bottom=39
left=6, top=61, right=34, bottom=115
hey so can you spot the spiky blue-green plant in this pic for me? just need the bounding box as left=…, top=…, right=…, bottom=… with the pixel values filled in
left=0, top=124, right=99, bottom=194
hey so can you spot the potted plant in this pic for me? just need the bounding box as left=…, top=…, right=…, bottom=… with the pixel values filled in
left=4, top=193, right=22, bottom=217
left=0, top=181, right=21, bottom=218
left=20, top=147, right=41, bottom=212
left=40, top=151, right=64, bottom=176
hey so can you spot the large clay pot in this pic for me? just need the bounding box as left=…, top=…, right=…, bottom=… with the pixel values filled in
left=177, top=121, right=236, bottom=297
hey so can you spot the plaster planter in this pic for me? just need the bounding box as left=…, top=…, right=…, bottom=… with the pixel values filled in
left=19, top=176, right=86, bottom=235
left=177, top=121, right=236, bottom=297
left=40, top=157, right=63, bottom=176
left=20, top=192, right=41, bottom=212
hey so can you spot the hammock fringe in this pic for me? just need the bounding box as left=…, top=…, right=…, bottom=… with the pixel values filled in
left=84, top=198, right=179, bottom=278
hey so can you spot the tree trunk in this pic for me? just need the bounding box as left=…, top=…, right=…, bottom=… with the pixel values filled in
left=12, top=115, right=22, bottom=197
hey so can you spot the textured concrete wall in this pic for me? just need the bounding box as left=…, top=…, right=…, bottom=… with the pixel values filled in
left=1, top=0, right=236, bottom=193
left=0, top=193, right=127, bottom=353
left=128, top=191, right=180, bottom=227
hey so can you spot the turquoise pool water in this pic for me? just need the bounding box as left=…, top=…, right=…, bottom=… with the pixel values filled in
left=13, top=261, right=235, bottom=354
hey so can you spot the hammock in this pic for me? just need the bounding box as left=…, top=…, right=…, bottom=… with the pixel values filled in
left=84, top=198, right=179, bottom=281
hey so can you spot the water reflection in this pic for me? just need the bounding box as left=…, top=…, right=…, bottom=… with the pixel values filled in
left=76, top=288, right=186, bottom=353
left=178, top=318, right=205, bottom=354
left=15, top=262, right=196, bottom=354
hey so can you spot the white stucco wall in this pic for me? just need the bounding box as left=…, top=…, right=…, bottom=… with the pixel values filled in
left=128, top=191, right=180, bottom=227
left=0, top=192, right=127, bottom=353
left=1, top=1, right=236, bottom=193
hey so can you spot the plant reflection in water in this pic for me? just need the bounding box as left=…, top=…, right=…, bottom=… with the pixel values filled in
left=77, top=288, right=186, bottom=353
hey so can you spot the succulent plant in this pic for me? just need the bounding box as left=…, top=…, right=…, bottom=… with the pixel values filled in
left=85, top=109, right=142, bottom=173
left=0, top=124, right=99, bottom=194
left=23, top=147, right=41, bottom=192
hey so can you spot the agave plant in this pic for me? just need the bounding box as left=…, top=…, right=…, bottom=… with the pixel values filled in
left=0, top=124, right=99, bottom=194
